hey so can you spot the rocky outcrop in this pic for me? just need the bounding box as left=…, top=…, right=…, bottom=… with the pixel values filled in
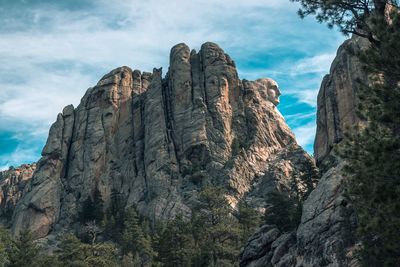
left=11, top=42, right=315, bottom=239
left=314, top=36, right=369, bottom=166
left=240, top=36, right=368, bottom=267
left=0, top=164, right=35, bottom=225
left=240, top=225, right=297, bottom=267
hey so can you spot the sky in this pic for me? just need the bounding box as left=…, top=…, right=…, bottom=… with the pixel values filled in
left=0, top=0, right=346, bottom=171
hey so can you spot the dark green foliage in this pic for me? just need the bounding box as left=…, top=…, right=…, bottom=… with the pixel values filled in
left=57, top=234, right=119, bottom=267
left=80, top=188, right=104, bottom=224
left=81, top=196, right=95, bottom=223
left=35, top=255, right=61, bottom=267
left=191, top=187, right=242, bottom=266
left=290, top=0, right=397, bottom=43
left=0, top=227, right=13, bottom=267
left=156, top=215, right=196, bottom=267
left=122, top=207, right=156, bottom=266
left=154, top=186, right=260, bottom=267
left=0, top=228, right=61, bottom=267
left=264, top=191, right=302, bottom=232
left=93, top=189, right=104, bottom=223
left=342, top=123, right=400, bottom=266
left=342, top=7, right=400, bottom=267
left=237, top=201, right=261, bottom=242
left=293, top=0, right=400, bottom=265
left=8, top=230, right=40, bottom=267
left=0, top=185, right=265, bottom=266
left=104, top=189, right=126, bottom=242
left=298, top=161, right=319, bottom=201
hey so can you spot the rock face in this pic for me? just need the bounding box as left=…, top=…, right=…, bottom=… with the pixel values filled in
left=314, top=36, right=369, bottom=166
left=0, top=164, right=35, bottom=225
left=240, top=36, right=369, bottom=267
left=11, top=42, right=315, bottom=239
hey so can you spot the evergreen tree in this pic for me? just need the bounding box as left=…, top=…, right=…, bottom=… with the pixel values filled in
left=57, top=234, right=120, bottom=267
left=80, top=189, right=104, bottom=224
left=292, top=0, right=400, bottom=265
left=236, top=201, right=261, bottom=242
left=0, top=227, right=13, bottom=267
left=35, top=255, right=61, bottom=267
left=299, top=161, right=319, bottom=201
left=57, top=234, right=87, bottom=266
left=264, top=191, right=302, bottom=232
left=81, top=196, right=96, bottom=223
left=8, top=230, right=40, bottom=267
left=93, top=188, right=104, bottom=223
left=192, top=186, right=241, bottom=266
left=122, top=207, right=155, bottom=266
left=156, top=215, right=195, bottom=267
left=290, top=0, right=396, bottom=44
left=104, top=189, right=126, bottom=242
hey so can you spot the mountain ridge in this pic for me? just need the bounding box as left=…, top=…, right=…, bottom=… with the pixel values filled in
left=6, top=42, right=315, bottom=240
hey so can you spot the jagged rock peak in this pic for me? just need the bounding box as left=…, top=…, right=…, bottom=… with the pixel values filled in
left=11, top=42, right=315, bottom=239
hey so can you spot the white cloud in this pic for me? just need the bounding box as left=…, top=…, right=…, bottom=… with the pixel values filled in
left=285, top=88, right=319, bottom=107
left=0, top=0, right=326, bottom=126
left=290, top=53, right=336, bottom=75
left=292, top=122, right=317, bottom=150
left=0, top=143, right=39, bottom=170
left=0, top=0, right=345, bottom=164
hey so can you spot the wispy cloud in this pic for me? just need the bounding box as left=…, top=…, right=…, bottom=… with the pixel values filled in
left=285, top=88, right=320, bottom=107
left=0, top=0, right=345, bottom=167
left=290, top=53, right=336, bottom=75
left=0, top=138, right=41, bottom=170
left=292, top=122, right=317, bottom=153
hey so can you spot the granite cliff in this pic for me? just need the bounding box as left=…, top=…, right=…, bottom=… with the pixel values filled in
left=9, top=42, right=315, bottom=239
left=0, top=164, right=35, bottom=225
left=240, top=36, right=369, bottom=267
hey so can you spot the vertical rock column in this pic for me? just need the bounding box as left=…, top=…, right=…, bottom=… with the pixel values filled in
left=12, top=105, right=75, bottom=238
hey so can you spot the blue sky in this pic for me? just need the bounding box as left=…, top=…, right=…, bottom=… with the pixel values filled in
left=0, top=0, right=345, bottom=170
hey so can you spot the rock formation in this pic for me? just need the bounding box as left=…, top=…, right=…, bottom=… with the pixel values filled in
left=240, top=36, right=369, bottom=267
left=314, top=36, right=369, bottom=166
left=0, top=163, right=35, bottom=225
left=10, top=42, right=315, bottom=239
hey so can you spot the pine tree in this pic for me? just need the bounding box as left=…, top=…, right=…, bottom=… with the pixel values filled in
left=122, top=207, right=155, bottom=266
left=104, top=189, right=126, bottom=242
left=264, top=191, right=302, bottom=232
left=57, top=234, right=87, bottom=265
left=0, top=227, right=13, bottom=267
left=156, top=215, right=195, bottom=267
left=236, top=201, right=261, bottom=242
left=192, top=186, right=241, bottom=266
left=80, top=188, right=104, bottom=224
left=341, top=6, right=400, bottom=267
left=57, top=234, right=120, bottom=267
left=291, top=1, right=400, bottom=265
left=8, top=230, right=40, bottom=267
left=299, top=161, right=319, bottom=201
left=81, top=196, right=96, bottom=223
left=93, top=188, right=104, bottom=223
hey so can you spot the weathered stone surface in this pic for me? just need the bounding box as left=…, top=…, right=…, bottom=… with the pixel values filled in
left=314, top=36, right=369, bottom=165
left=0, top=164, right=35, bottom=225
left=12, top=105, right=74, bottom=238
left=296, top=159, right=357, bottom=267
left=11, top=42, right=315, bottom=239
left=240, top=225, right=296, bottom=267
left=241, top=36, right=367, bottom=267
